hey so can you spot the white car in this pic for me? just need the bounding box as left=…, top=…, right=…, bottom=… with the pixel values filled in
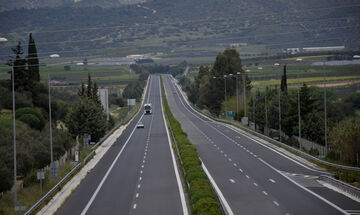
left=137, top=122, right=144, bottom=128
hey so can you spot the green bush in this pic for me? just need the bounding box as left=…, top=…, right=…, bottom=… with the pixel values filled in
left=16, top=107, right=45, bottom=130
left=18, top=114, right=42, bottom=130
left=193, top=197, right=222, bottom=215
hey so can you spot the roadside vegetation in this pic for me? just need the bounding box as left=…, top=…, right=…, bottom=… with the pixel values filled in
left=177, top=48, right=360, bottom=183
left=161, top=77, right=222, bottom=215
left=0, top=34, right=147, bottom=214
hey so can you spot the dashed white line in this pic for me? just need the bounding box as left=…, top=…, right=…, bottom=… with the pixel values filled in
left=269, top=179, right=276, bottom=183
left=239, top=169, right=243, bottom=172
left=137, top=184, right=141, bottom=188
left=228, top=158, right=232, bottom=162
left=139, top=177, right=142, bottom=181
left=253, top=183, right=258, bottom=187
left=273, top=201, right=280, bottom=206
left=136, top=193, right=139, bottom=198
left=246, top=175, right=250, bottom=179
left=229, top=179, right=236, bottom=183
left=263, top=191, right=268, bottom=196
left=233, top=163, right=237, bottom=167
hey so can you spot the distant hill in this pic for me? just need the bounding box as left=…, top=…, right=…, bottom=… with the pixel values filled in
left=0, top=0, right=359, bottom=61
left=0, top=0, right=146, bottom=11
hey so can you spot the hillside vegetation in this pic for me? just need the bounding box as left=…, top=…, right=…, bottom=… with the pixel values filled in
left=0, top=0, right=359, bottom=60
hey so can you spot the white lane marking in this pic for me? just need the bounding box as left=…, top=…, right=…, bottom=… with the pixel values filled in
left=263, top=191, right=268, bottom=196
left=229, top=179, right=236, bottom=183
left=273, top=201, right=279, bottom=206
left=80, top=113, right=145, bottom=215
left=140, top=170, right=143, bottom=174
left=221, top=150, right=223, bottom=153
left=160, top=79, right=189, bottom=215
left=133, top=204, right=137, bottom=209
left=233, top=163, right=237, bottom=167
left=304, top=175, right=309, bottom=178
left=138, top=184, right=141, bottom=188
left=201, top=162, right=234, bottom=215
left=172, top=77, right=326, bottom=176
left=253, top=183, right=258, bottom=187
left=239, top=169, right=243, bottom=172
left=269, top=179, right=276, bottom=183
left=141, top=165, right=144, bottom=168
left=228, top=158, right=232, bottom=162
left=139, top=177, right=142, bottom=181
left=246, top=175, right=250, bottom=179
left=258, top=158, right=349, bottom=215
left=224, top=154, right=228, bottom=157
left=136, top=193, right=139, bottom=198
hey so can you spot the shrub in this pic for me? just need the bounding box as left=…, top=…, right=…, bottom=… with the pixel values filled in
left=18, top=114, right=42, bottom=130
left=193, top=197, right=221, bottom=215
left=161, top=77, right=222, bottom=215
left=16, top=107, right=45, bottom=130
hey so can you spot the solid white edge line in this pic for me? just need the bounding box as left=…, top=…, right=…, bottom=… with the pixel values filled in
left=201, top=162, right=235, bottom=215
left=169, top=75, right=350, bottom=214
left=166, top=75, right=236, bottom=215
left=80, top=76, right=154, bottom=215
left=160, top=76, right=189, bottom=215
left=170, top=74, right=326, bottom=175
left=81, top=114, right=145, bottom=215
left=258, top=158, right=349, bottom=215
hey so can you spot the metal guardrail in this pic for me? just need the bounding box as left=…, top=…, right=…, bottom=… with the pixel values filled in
left=24, top=77, right=151, bottom=215
left=23, top=162, right=81, bottom=215
left=319, top=175, right=360, bottom=199
left=171, top=76, right=360, bottom=172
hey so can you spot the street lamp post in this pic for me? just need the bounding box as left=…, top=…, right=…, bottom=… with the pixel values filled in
left=49, top=54, right=60, bottom=179
left=11, top=61, right=18, bottom=209
left=1, top=37, right=25, bottom=211
left=296, top=58, right=302, bottom=150
left=236, top=72, right=240, bottom=116
left=243, top=73, right=246, bottom=117
left=274, top=63, right=281, bottom=142
left=224, top=75, right=227, bottom=118
left=323, top=62, right=328, bottom=155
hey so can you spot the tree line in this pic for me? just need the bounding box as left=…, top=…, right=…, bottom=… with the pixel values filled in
left=179, top=48, right=360, bottom=165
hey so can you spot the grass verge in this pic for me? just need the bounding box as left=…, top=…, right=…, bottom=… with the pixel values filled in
left=160, top=76, right=223, bottom=215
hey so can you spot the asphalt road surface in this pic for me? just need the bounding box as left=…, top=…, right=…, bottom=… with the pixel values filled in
left=162, top=74, right=360, bottom=215
left=57, top=75, right=187, bottom=215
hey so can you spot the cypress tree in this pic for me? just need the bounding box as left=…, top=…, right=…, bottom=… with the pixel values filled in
left=86, top=73, right=93, bottom=98
left=8, top=42, right=28, bottom=90
left=27, top=33, right=40, bottom=82
left=281, top=65, right=287, bottom=94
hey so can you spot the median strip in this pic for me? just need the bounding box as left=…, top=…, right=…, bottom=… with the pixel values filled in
left=160, top=76, right=223, bottom=215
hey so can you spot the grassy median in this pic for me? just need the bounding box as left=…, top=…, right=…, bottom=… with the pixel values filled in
left=160, top=76, right=223, bottom=215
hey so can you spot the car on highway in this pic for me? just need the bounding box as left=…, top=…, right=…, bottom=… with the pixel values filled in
left=137, top=121, right=144, bottom=128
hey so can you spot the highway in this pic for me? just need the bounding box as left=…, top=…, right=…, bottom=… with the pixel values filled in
left=162, top=74, right=360, bottom=215
left=57, top=75, right=187, bottom=215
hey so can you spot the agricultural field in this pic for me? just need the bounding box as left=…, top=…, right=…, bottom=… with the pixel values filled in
left=0, top=65, right=138, bottom=85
